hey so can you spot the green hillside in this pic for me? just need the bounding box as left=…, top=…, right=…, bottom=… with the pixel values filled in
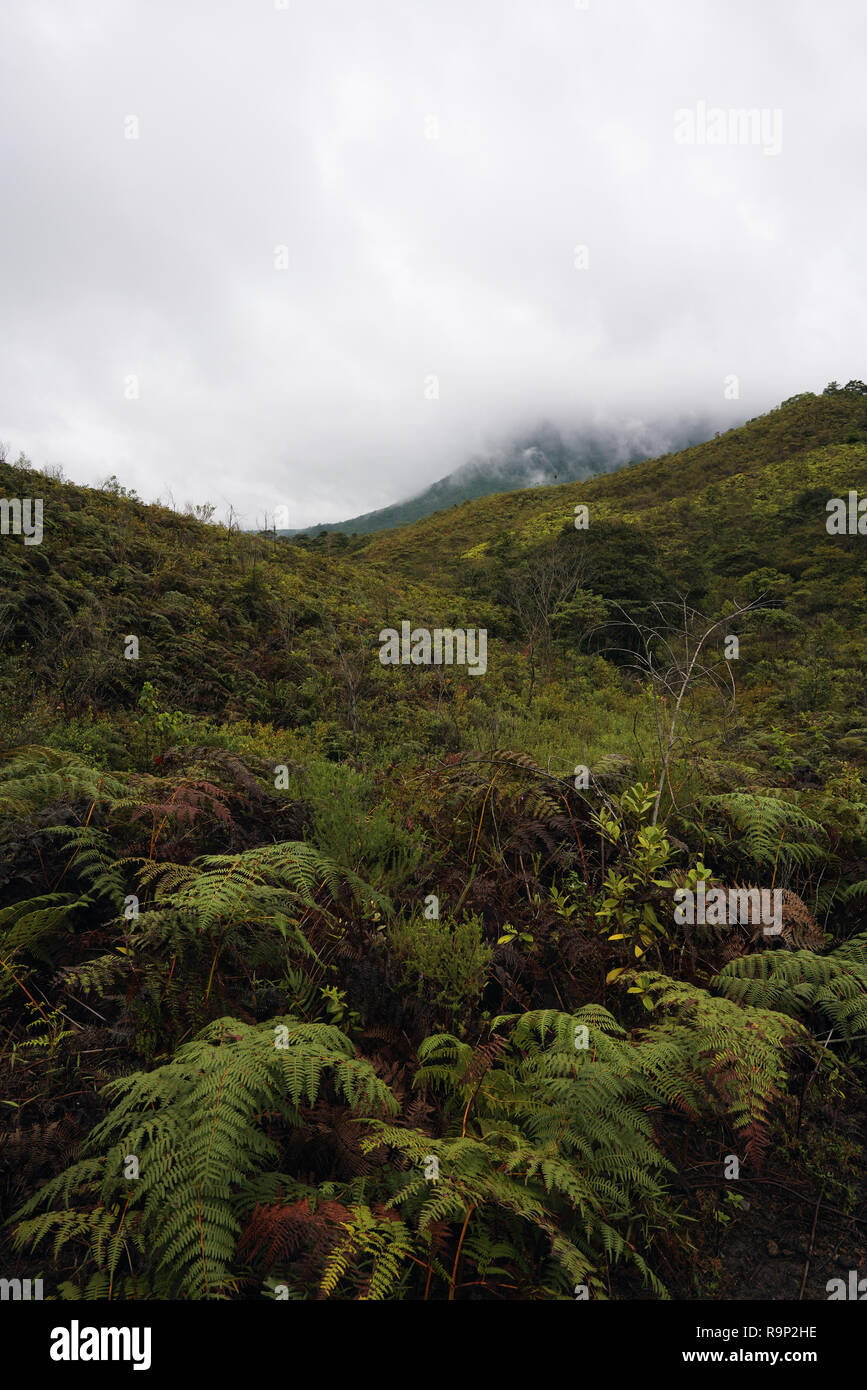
left=358, top=386, right=867, bottom=587
left=1, top=383, right=866, bottom=1303
left=278, top=419, right=708, bottom=537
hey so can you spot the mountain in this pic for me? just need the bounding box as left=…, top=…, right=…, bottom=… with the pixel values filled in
left=353, top=385, right=867, bottom=588
left=279, top=417, right=720, bottom=536
left=2, top=382, right=867, bottom=1306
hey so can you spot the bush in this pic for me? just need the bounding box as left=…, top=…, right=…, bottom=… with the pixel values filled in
left=387, top=912, right=493, bottom=1022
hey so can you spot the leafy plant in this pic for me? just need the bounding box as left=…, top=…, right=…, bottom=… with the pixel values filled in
left=387, top=913, right=493, bottom=1022
left=10, top=1016, right=397, bottom=1298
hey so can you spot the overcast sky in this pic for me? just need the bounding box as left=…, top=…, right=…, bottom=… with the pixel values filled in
left=1, top=0, right=865, bottom=527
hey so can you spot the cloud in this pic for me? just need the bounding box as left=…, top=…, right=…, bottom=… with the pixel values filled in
left=1, top=0, right=865, bottom=525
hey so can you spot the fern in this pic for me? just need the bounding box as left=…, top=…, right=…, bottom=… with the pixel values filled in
left=10, top=1015, right=398, bottom=1298
left=700, top=791, right=828, bottom=871
left=42, top=824, right=130, bottom=908
left=136, top=841, right=388, bottom=928
left=0, top=892, right=86, bottom=1000
left=713, top=931, right=867, bottom=1043
left=93, top=842, right=395, bottom=1005
left=0, top=746, right=126, bottom=817
left=363, top=1007, right=676, bottom=1298
left=320, top=1204, right=414, bottom=1299
left=621, top=973, right=814, bottom=1166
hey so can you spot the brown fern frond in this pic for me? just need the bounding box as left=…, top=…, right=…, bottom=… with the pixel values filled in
left=239, top=1196, right=352, bottom=1278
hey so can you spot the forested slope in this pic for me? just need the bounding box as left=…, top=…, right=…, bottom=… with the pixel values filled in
left=1, top=384, right=866, bottom=1300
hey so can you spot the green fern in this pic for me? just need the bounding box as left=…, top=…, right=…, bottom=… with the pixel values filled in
left=701, top=791, right=828, bottom=871
left=0, top=746, right=126, bottom=817
left=0, top=893, right=86, bottom=1000
left=713, top=931, right=867, bottom=1043
left=42, top=824, right=130, bottom=909
left=320, top=1204, right=414, bottom=1299
left=10, top=1015, right=398, bottom=1298
left=134, top=841, right=389, bottom=931
left=362, top=1007, right=676, bottom=1298
left=621, top=973, right=815, bottom=1165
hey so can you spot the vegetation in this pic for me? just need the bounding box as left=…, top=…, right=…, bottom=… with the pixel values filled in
left=1, top=385, right=866, bottom=1300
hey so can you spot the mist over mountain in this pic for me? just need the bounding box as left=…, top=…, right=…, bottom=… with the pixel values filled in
left=3, top=384, right=867, bottom=1315
left=4, top=0, right=867, bottom=1338
left=280, top=415, right=722, bottom=536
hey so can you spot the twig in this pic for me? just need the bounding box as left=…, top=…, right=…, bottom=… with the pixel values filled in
left=798, top=1189, right=824, bottom=1300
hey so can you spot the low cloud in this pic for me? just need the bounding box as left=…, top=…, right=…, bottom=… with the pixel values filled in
left=1, top=0, right=864, bottom=525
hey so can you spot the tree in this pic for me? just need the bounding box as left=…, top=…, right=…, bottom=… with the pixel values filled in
left=594, top=596, right=769, bottom=824
left=503, top=531, right=589, bottom=702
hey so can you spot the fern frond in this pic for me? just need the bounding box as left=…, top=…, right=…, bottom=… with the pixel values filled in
left=701, top=791, right=828, bottom=871
left=713, top=931, right=867, bottom=1043
left=11, top=1015, right=398, bottom=1299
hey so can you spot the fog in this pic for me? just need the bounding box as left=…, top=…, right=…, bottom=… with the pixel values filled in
left=1, top=0, right=865, bottom=526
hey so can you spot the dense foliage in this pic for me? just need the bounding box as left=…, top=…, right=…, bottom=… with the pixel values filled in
left=1, top=387, right=866, bottom=1299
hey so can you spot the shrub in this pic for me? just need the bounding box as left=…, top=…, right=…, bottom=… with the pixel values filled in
left=387, top=912, right=493, bottom=1021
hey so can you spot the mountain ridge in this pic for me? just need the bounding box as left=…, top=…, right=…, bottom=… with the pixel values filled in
left=279, top=417, right=721, bottom=537
left=350, top=387, right=867, bottom=582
